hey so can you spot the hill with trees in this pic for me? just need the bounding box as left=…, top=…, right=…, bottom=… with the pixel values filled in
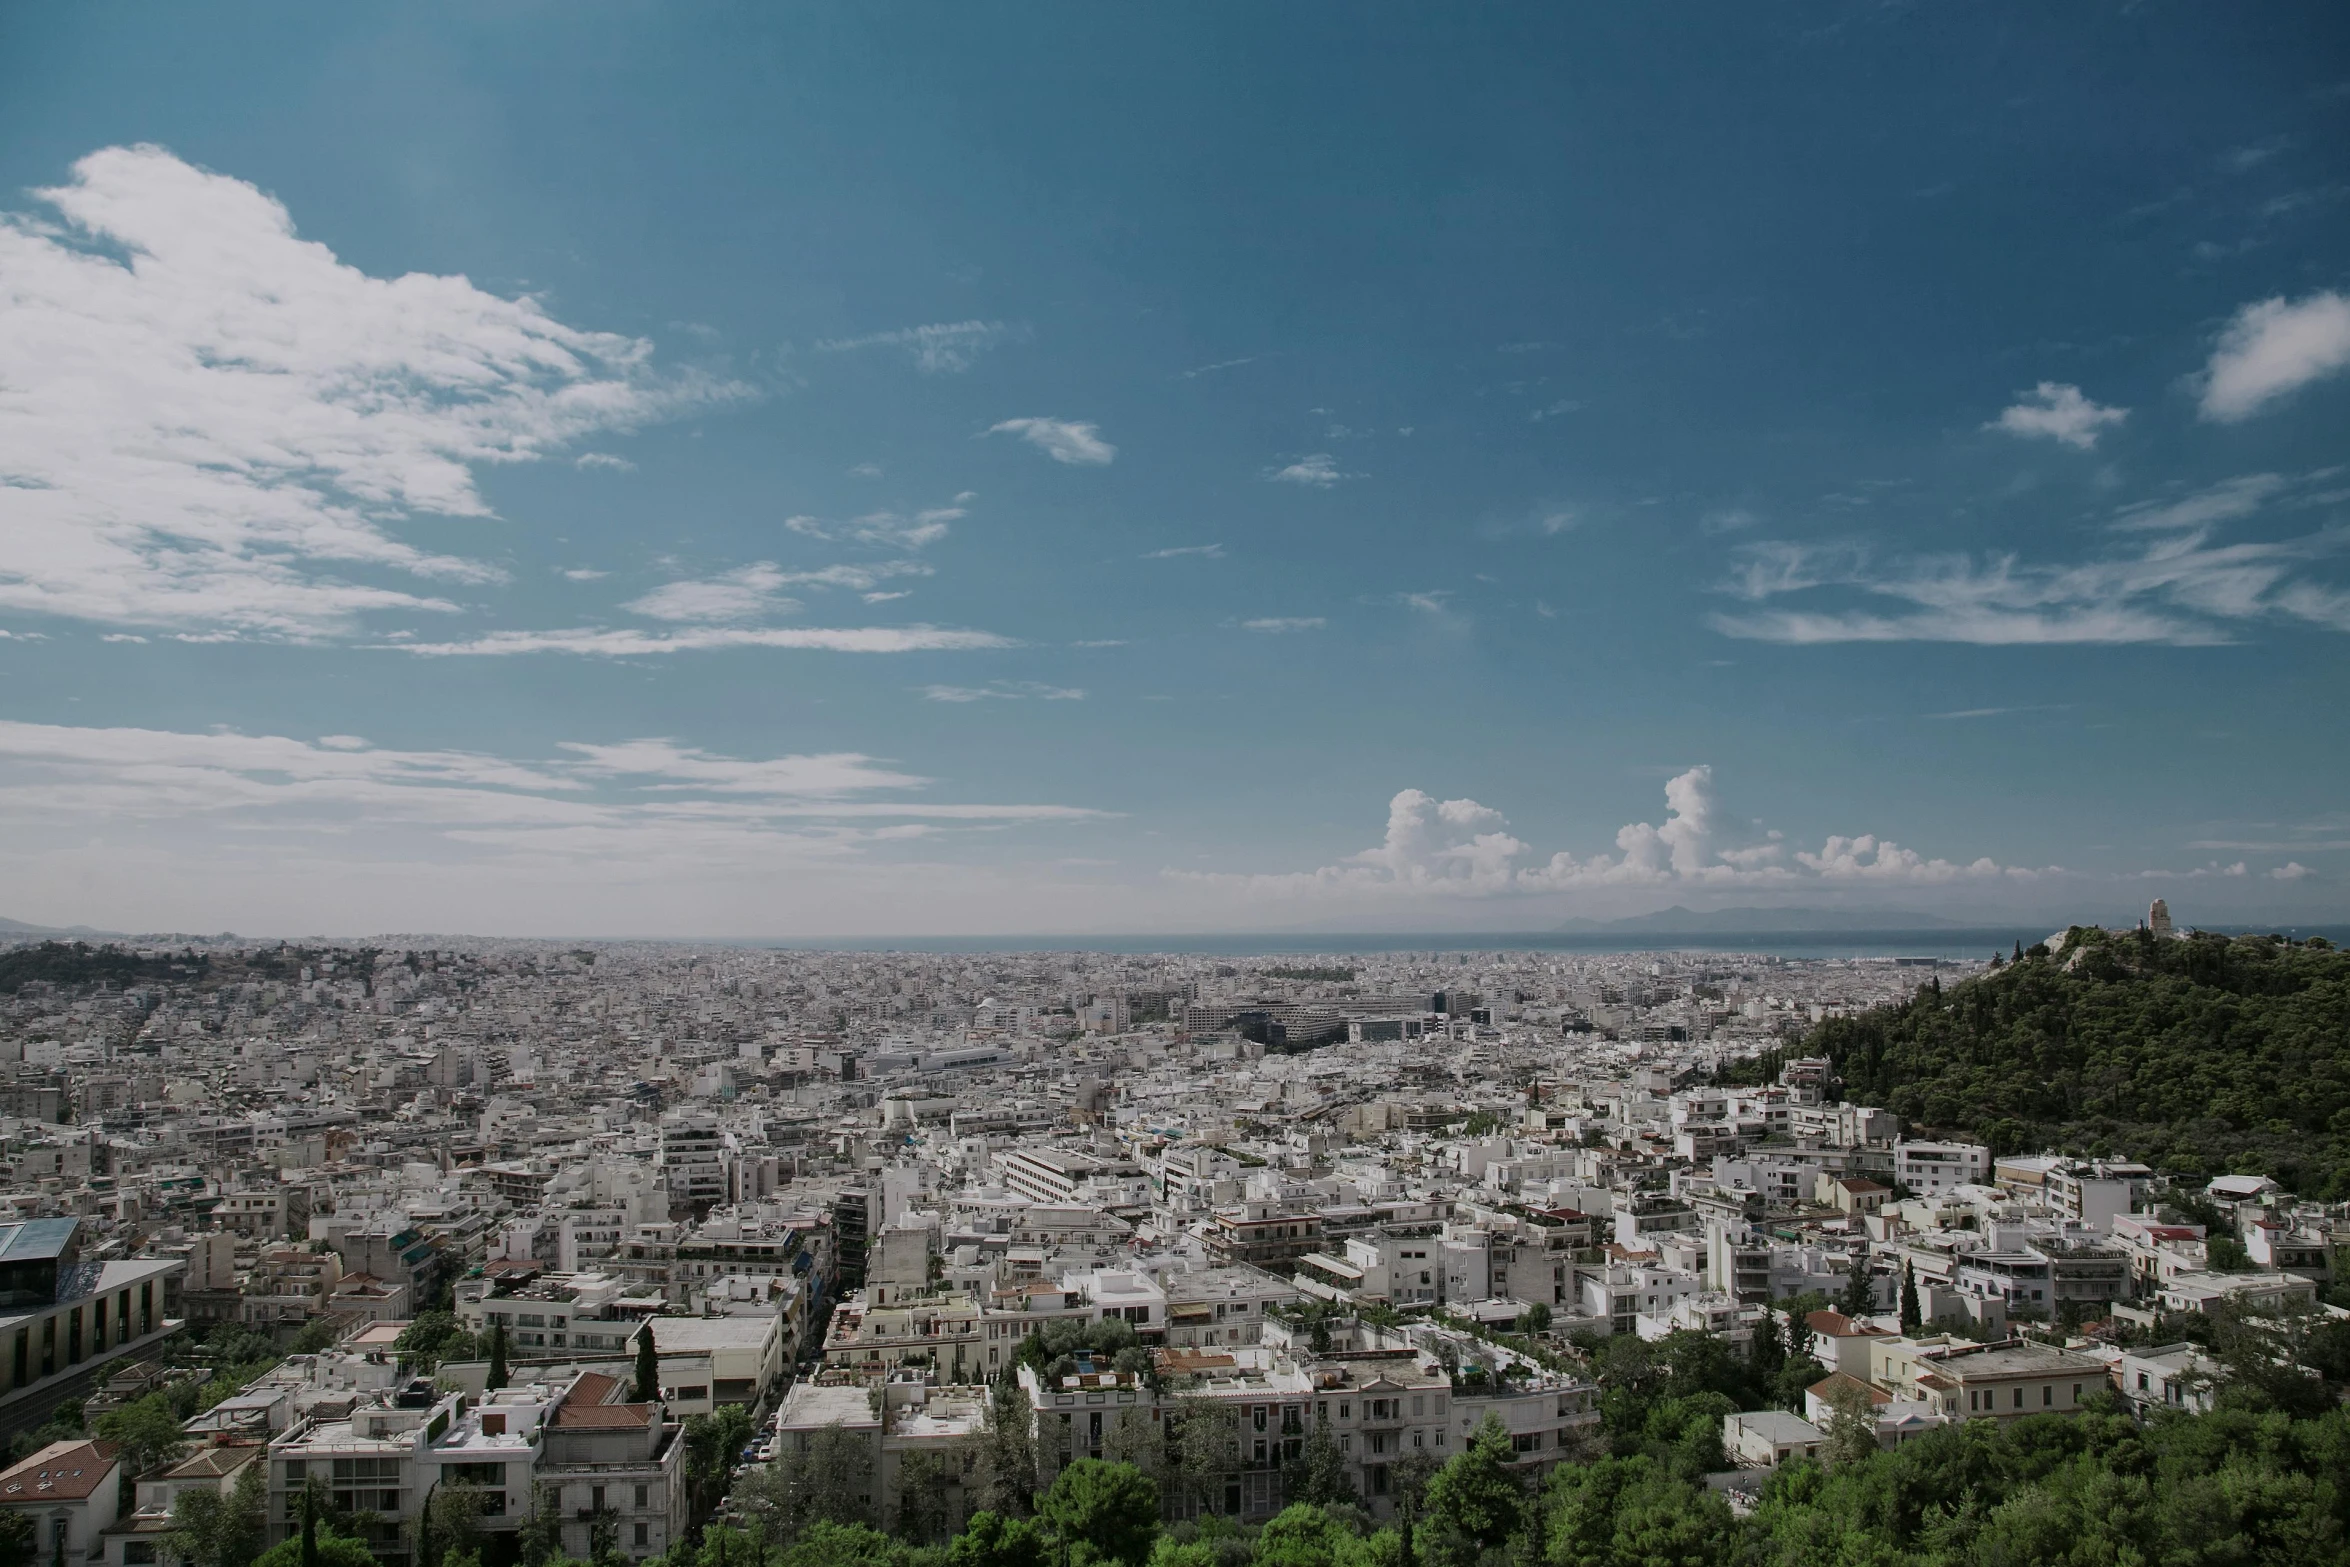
left=1732, top=927, right=2350, bottom=1198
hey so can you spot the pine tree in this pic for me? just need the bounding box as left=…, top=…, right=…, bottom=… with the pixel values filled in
left=486, top=1320, right=509, bottom=1392
left=1900, top=1259, right=1921, bottom=1333
left=633, top=1322, right=660, bottom=1404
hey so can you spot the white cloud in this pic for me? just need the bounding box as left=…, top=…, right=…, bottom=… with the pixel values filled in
left=1178, top=764, right=2046, bottom=901
left=625, top=564, right=798, bottom=623
left=574, top=452, right=636, bottom=472
left=1988, top=382, right=2127, bottom=449
left=1529, top=400, right=1584, bottom=422
left=0, top=722, right=1106, bottom=909
left=1710, top=481, right=2350, bottom=645
left=393, top=625, right=1013, bottom=657
left=0, top=145, right=738, bottom=638
left=1144, top=544, right=1224, bottom=560
left=623, top=560, right=929, bottom=622
left=2198, top=291, right=2350, bottom=421
left=559, top=567, right=610, bottom=581
left=1179, top=356, right=1259, bottom=379
left=919, top=682, right=1085, bottom=703
left=816, top=320, right=1016, bottom=374
left=987, top=417, right=1116, bottom=466
left=1241, top=617, right=1324, bottom=633
left=2271, top=861, right=2313, bottom=880
left=2109, top=473, right=2286, bottom=532
left=1267, top=453, right=1354, bottom=487
left=785, top=505, right=963, bottom=551
left=862, top=590, right=911, bottom=603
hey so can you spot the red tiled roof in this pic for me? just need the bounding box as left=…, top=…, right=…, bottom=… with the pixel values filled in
left=551, top=1371, right=653, bottom=1429
left=0, top=1442, right=121, bottom=1503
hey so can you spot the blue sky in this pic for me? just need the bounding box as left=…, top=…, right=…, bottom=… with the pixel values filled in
left=1, top=2, right=2347, bottom=937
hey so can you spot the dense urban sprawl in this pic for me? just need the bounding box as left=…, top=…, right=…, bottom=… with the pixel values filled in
left=0, top=902, right=2342, bottom=1567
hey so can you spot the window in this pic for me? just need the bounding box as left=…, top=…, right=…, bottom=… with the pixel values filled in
left=2042, top=1386, right=2052, bottom=1407
left=635, top=1486, right=649, bottom=1510
left=634, top=1525, right=649, bottom=1548
left=2072, top=1384, right=2082, bottom=1402
left=2013, top=1389, right=2024, bottom=1410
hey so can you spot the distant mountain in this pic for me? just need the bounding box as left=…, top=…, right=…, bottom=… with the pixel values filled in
left=0, top=917, right=115, bottom=937
left=1555, top=904, right=1970, bottom=934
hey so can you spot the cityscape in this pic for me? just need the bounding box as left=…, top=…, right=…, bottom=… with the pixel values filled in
left=0, top=900, right=2342, bottom=1565
left=4, top=5, right=2349, bottom=1566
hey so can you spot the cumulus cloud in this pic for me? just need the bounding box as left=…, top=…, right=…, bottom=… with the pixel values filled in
left=1988, top=382, right=2128, bottom=449
left=574, top=452, right=636, bottom=472
left=392, top=625, right=1013, bottom=657
left=1179, top=764, right=2046, bottom=900
left=1710, top=476, right=2350, bottom=645
left=2198, top=291, right=2350, bottom=421
left=988, top=417, right=1116, bottom=466
left=816, top=320, right=1017, bottom=374
left=2270, top=862, right=2313, bottom=879
left=0, top=145, right=738, bottom=638
left=1267, top=453, right=1354, bottom=487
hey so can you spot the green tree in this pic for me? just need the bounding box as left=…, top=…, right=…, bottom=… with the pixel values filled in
left=1277, top=1422, right=1355, bottom=1508
left=738, top=1424, right=878, bottom=1539
left=171, top=1457, right=269, bottom=1567
left=686, top=1405, right=759, bottom=1518
left=891, top=1447, right=958, bottom=1545
left=1164, top=1397, right=1235, bottom=1519
left=1514, top=1302, right=1552, bottom=1336
left=947, top=1512, right=1050, bottom=1567
left=1036, top=1459, right=1159, bottom=1567
left=0, top=1513, right=33, bottom=1567
left=249, top=1533, right=374, bottom=1567
left=415, top=1482, right=485, bottom=1567
left=967, top=1377, right=1039, bottom=1518
left=634, top=1322, right=661, bottom=1403
left=1819, top=1380, right=1880, bottom=1468
left=1750, top=1307, right=1784, bottom=1383
left=289, top=1318, right=339, bottom=1355
left=93, top=1392, right=188, bottom=1476
left=1899, top=1260, right=1921, bottom=1334
left=1836, top=1252, right=1875, bottom=1320
left=485, top=1320, right=509, bottom=1392
left=1416, top=1416, right=1524, bottom=1566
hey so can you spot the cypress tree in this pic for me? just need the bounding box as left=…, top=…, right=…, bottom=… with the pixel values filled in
left=300, top=1488, right=318, bottom=1567
left=1900, top=1259, right=1922, bottom=1333
left=634, top=1321, right=660, bottom=1404
left=487, top=1319, right=509, bottom=1391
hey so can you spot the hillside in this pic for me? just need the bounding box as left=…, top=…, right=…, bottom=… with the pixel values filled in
left=1738, top=926, right=2350, bottom=1198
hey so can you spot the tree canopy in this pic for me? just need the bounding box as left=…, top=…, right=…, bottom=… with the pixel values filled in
left=1731, top=927, right=2350, bottom=1196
